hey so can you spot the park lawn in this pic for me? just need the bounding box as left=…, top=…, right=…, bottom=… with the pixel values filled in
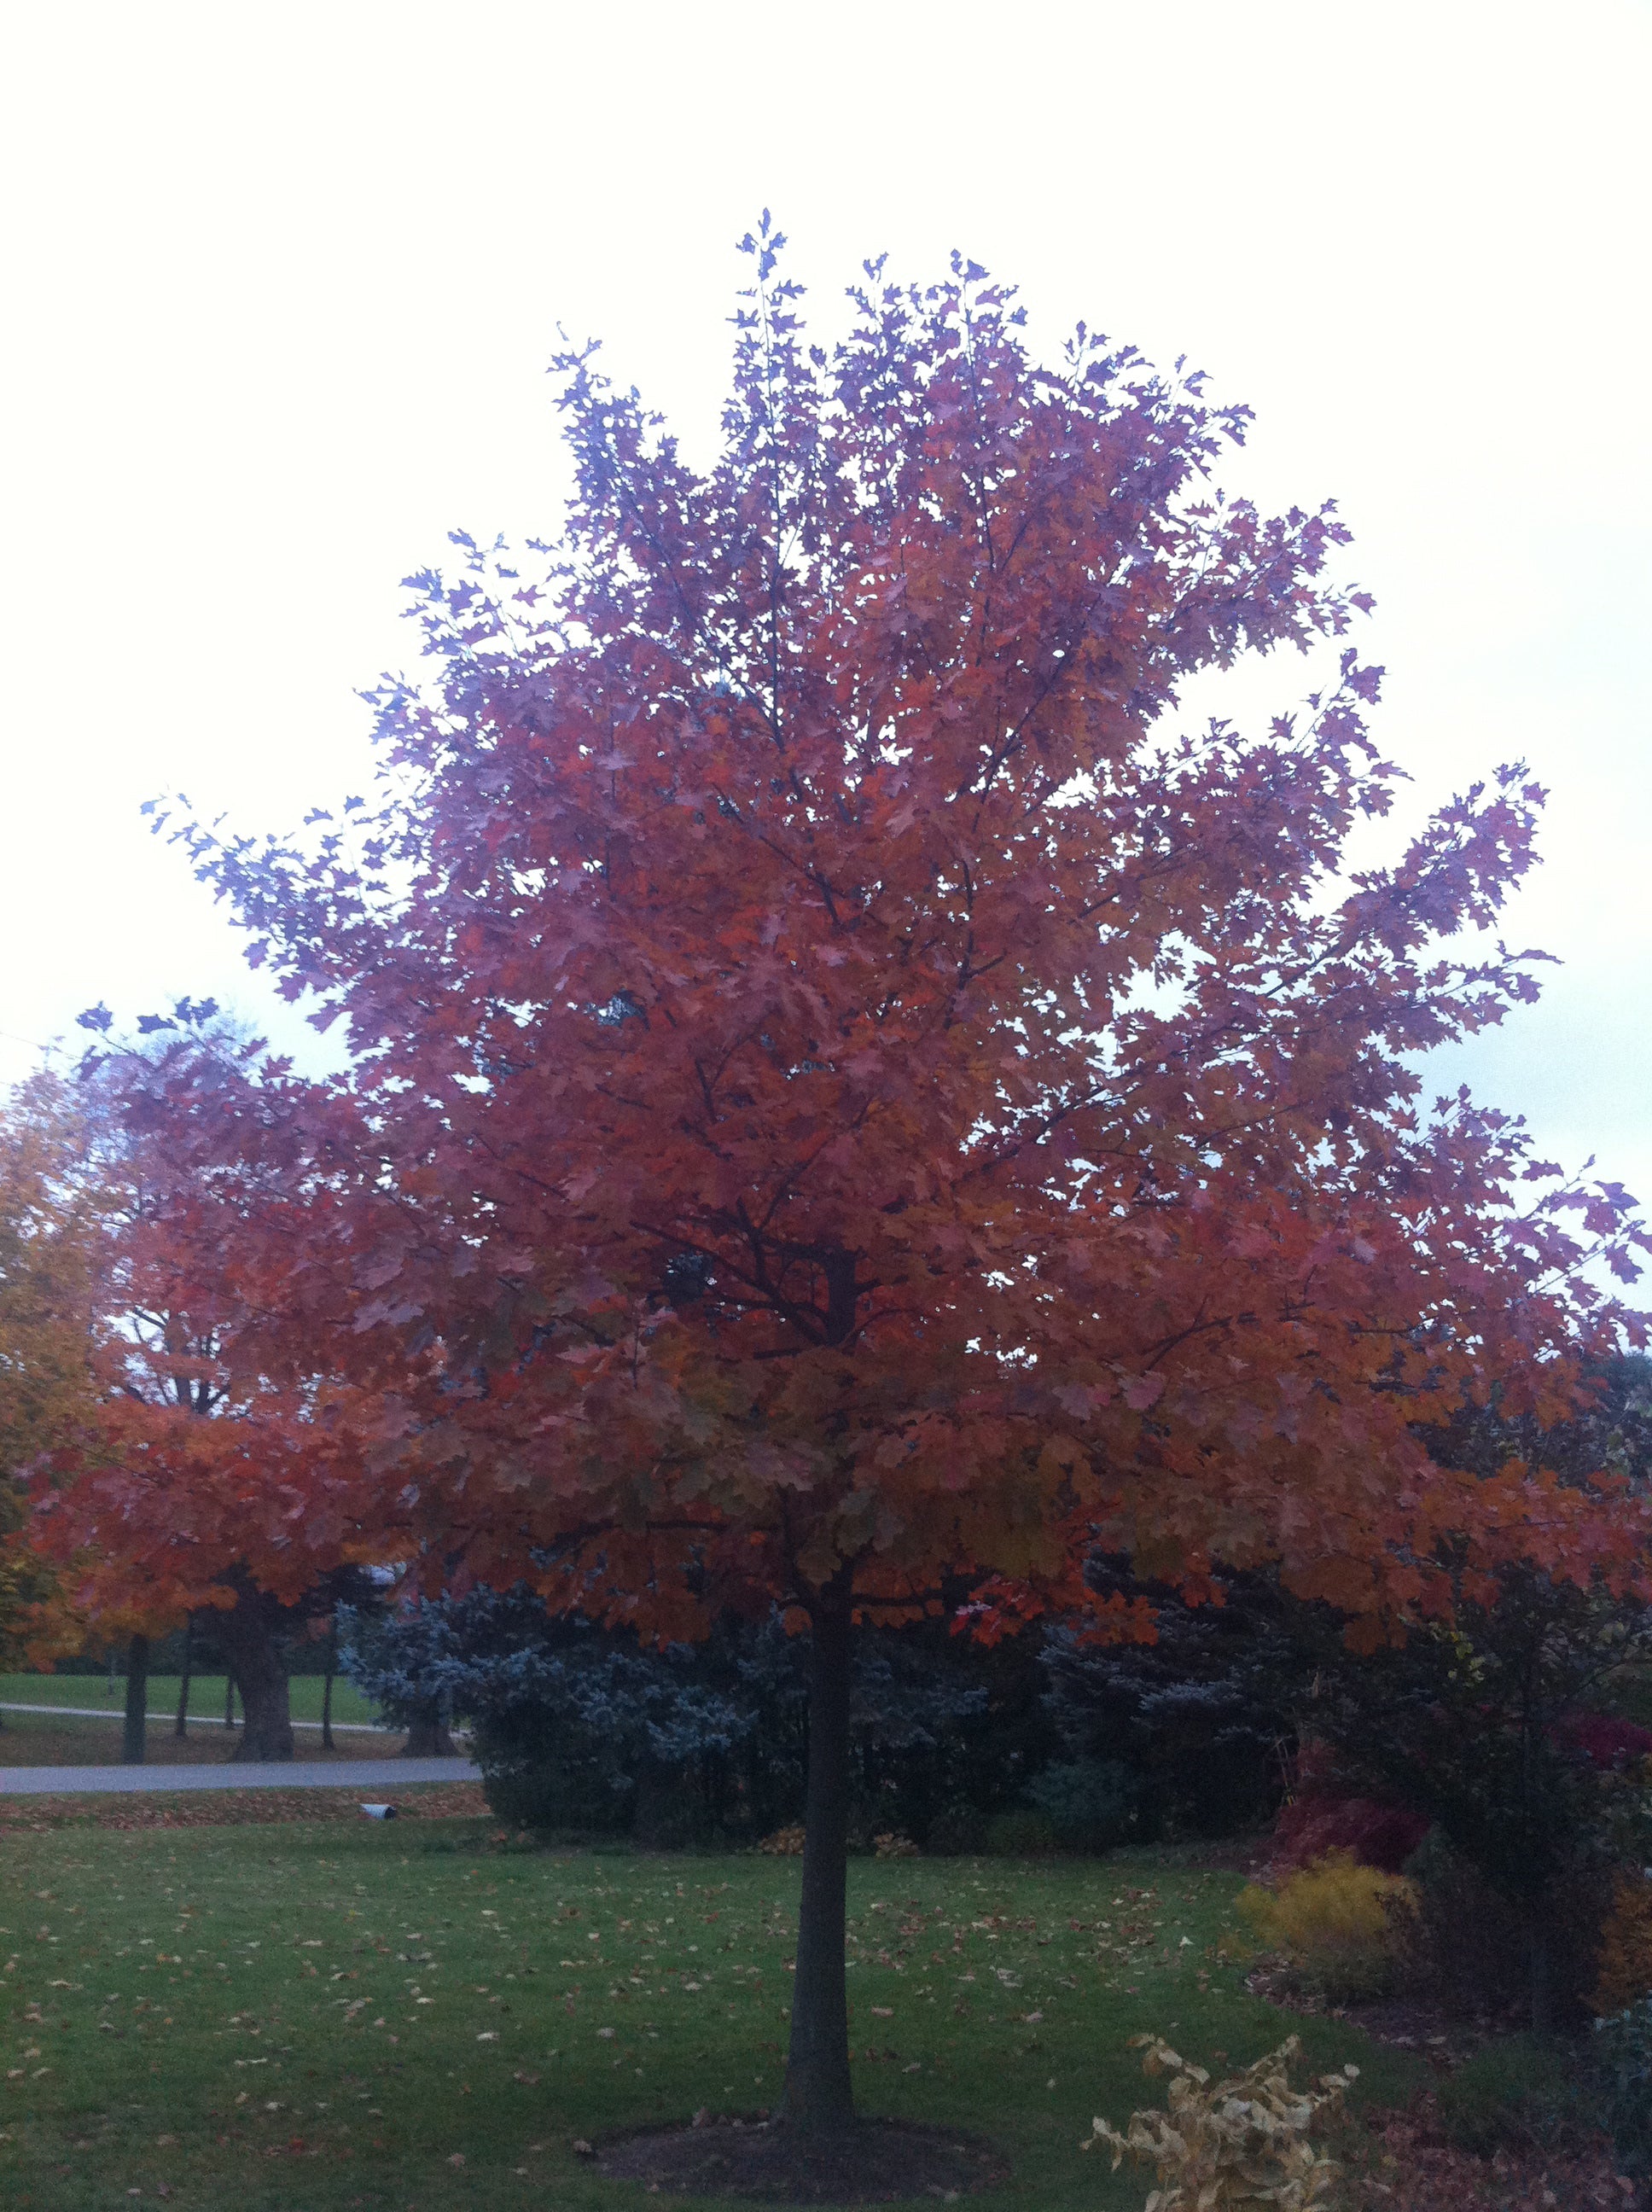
left=0, top=1708, right=407, bottom=1770
left=0, top=1821, right=1421, bottom=2212
left=0, top=1675, right=385, bottom=1730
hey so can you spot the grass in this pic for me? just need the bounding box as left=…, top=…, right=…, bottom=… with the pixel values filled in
left=0, top=1820, right=1422, bottom=2211
left=0, top=1675, right=384, bottom=1730
left=0, top=1708, right=406, bottom=1770
left=0, top=1674, right=400, bottom=1770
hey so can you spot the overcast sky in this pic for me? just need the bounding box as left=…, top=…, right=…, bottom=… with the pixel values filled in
left=2, top=3, right=1648, bottom=1223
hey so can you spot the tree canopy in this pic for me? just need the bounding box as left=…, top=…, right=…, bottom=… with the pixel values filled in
left=0, top=1068, right=108, bottom=1665
left=56, top=227, right=1650, bottom=2124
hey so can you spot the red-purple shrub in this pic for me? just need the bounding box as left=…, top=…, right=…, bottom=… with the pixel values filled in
left=1272, top=1789, right=1431, bottom=1874
left=1271, top=1746, right=1431, bottom=1873
left=1552, top=1709, right=1652, bottom=1772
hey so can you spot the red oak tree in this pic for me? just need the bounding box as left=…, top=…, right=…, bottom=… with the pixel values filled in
left=97, top=231, right=1646, bottom=2128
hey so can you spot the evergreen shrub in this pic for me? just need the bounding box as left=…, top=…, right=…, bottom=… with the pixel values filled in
left=984, top=1809, right=1061, bottom=1857
left=1594, top=1996, right=1652, bottom=2180
left=1435, top=2034, right=1593, bottom=2154
left=1022, top=1757, right=1139, bottom=1851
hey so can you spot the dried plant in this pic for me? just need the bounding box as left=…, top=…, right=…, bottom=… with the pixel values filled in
left=1087, top=2034, right=1358, bottom=2209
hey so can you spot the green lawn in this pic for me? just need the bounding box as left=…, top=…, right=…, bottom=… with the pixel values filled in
left=0, top=1676, right=384, bottom=1731
left=0, top=1822, right=1420, bottom=2210
left=0, top=1708, right=406, bottom=1770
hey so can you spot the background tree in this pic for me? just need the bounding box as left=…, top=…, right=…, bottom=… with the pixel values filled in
left=1041, top=1559, right=1300, bottom=1842
left=1288, top=1352, right=1652, bottom=2030
left=340, top=1586, right=1015, bottom=1846
left=137, top=230, right=1649, bottom=2133
left=0, top=1068, right=105, bottom=1678
left=36, top=1013, right=399, bottom=1758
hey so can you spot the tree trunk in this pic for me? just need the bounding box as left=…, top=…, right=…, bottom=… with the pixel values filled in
left=779, top=1575, right=857, bottom=2131
left=224, top=1669, right=237, bottom=1728
left=321, top=1624, right=336, bottom=1751
left=122, top=1634, right=149, bottom=1764
left=1529, top=1920, right=1553, bottom=2040
left=402, top=1697, right=456, bottom=1756
left=174, top=1618, right=193, bottom=1738
left=213, top=1590, right=295, bottom=1761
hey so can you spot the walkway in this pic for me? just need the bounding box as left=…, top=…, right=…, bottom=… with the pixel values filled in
left=0, top=1755, right=479, bottom=1795
left=0, top=1699, right=390, bottom=1733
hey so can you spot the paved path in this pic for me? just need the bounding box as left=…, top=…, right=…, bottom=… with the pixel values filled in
left=1, top=1699, right=392, bottom=1733
left=0, top=1756, right=479, bottom=1796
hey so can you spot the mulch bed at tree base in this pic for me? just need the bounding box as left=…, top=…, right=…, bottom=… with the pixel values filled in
left=1244, top=1961, right=1528, bottom=2067
left=0, top=1781, right=489, bottom=1833
left=1245, top=1968, right=1645, bottom=2207
left=1347, top=2105, right=1641, bottom=2209
left=596, top=2116, right=1009, bottom=2203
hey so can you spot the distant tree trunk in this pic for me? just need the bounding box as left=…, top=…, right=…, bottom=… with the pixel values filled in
left=402, top=1696, right=456, bottom=1756
left=213, top=1585, right=294, bottom=1761
left=1529, top=1920, right=1553, bottom=2040
left=321, top=1622, right=336, bottom=1751
left=122, top=1633, right=149, bottom=1765
left=778, top=1573, right=856, bottom=2131
left=224, top=1669, right=237, bottom=1728
left=174, top=1618, right=193, bottom=1738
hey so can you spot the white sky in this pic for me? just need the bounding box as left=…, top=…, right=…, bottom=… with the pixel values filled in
left=2, top=3, right=1648, bottom=1219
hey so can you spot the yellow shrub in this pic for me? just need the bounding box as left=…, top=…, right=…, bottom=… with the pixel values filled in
left=1238, top=1850, right=1416, bottom=2001
left=1086, top=2034, right=1357, bottom=2209
left=1592, top=1871, right=1652, bottom=2017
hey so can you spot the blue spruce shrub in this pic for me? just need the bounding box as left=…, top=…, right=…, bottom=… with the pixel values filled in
left=1596, top=1996, right=1652, bottom=2180
left=1023, top=1757, right=1141, bottom=1851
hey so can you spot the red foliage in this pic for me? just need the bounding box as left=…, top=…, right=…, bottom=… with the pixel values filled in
left=1351, top=2107, right=1637, bottom=2211
left=1554, top=1708, right=1652, bottom=1771
left=1272, top=1790, right=1432, bottom=1876
left=66, top=240, right=1651, bottom=1651
left=38, top=231, right=1652, bottom=2121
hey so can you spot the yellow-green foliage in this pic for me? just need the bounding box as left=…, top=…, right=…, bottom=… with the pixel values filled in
left=1086, top=2034, right=1357, bottom=2209
left=1593, top=1871, right=1652, bottom=2017
left=1238, top=1850, right=1416, bottom=2000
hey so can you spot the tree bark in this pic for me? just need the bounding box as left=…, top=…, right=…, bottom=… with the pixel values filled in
left=1529, top=1921, right=1553, bottom=2040
left=174, top=1617, right=193, bottom=1738
left=779, top=1574, right=857, bottom=2131
left=321, top=1624, right=336, bottom=1751
left=224, top=1668, right=237, bottom=1728
left=402, top=1697, right=456, bottom=1756
left=212, top=1588, right=295, bottom=1761
left=122, top=1633, right=149, bottom=1765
